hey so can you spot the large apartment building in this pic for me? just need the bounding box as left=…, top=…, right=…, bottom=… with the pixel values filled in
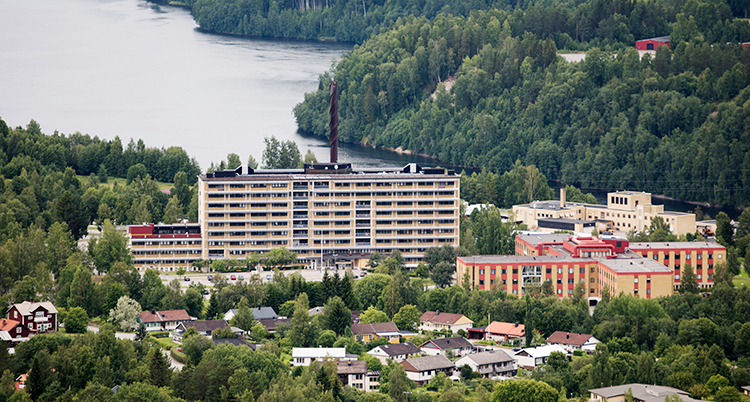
left=512, top=189, right=696, bottom=235
left=457, top=234, right=725, bottom=302
left=130, top=163, right=460, bottom=270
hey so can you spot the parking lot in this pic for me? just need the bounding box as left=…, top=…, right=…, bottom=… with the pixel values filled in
left=159, top=267, right=368, bottom=291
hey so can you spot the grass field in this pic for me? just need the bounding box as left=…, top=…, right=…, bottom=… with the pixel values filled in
left=78, top=175, right=174, bottom=191
left=734, top=266, right=750, bottom=288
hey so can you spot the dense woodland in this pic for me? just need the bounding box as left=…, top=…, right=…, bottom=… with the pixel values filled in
left=294, top=4, right=750, bottom=207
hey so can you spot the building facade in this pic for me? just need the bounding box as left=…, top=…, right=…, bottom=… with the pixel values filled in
left=7, top=301, right=58, bottom=342
left=129, top=163, right=460, bottom=270
left=512, top=190, right=696, bottom=236
left=457, top=235, right=720, bottom=301
left=198, top=164, right=459, bottom=268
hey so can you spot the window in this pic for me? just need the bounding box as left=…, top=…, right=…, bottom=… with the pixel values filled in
left=675, top=274, right=680, bottom=280
left=647, top=289, right=651, bottom=294
left=708, top=254, right=713, bottom=259
left=568, top=289, right=574, bottom=294
left=568, top=278, right=574, bottom=284
left=634, top=278, right=639, bottom=283
left=590, top=278, right=596, bottom=283
left=512, top=279, right=518, bottom=285
left=697, top=274, right=702, bottom=279
left=479, top=269, right=485, bottom=275
left=16, top=327, right=21, bottom=334
left=501, top=269, right=507, bottom=275
left=674, top=264, right=680, bottom=270
left=591, top=267, right=596, bottom=273
left=646, top=278, right=651, bottom=283
left=546, top=268, right=552, bottom=274
left=490, top=269, right=496, bottom=275
left=590, top=288, right=595, bottom=294
left=557, top=289, right=563, bottom=294
left=686, top=254, right=691, bottom=260
left=718, top=254, right=722, bottom=259
left=557, top=268, right=563, bottom=274
left=479, top=280, right=485, bottom=285
left=697, top=254, right=702, bottom=260
left=512, top=269, right=518, bottom=274
left=580, top=268, right=585, bottom=274
left=568, top=268, right=574, bottom=274
left=557, top=279, right=562, bottom=284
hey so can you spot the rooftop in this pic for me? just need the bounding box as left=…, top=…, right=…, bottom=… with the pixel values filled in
left=402, top=355, right=455, bottom=372
left=628, top=241, right=726, bottom=250
left=12, top=301, right=58, bottom=316
left=370, top=342, right=421, bottom=356
left=516, top=233, right=571, bottom=247
left=138, top=309, right=192, bottom=323
left=487, top=321, right=525, bottom=337
left=460, top=350, right=514, bottom=365
left=546, top=331, right=593, bottom=346
left=352, top=322, right=399, bottom=335
left=514, top=344, right=568, bottom=358
left=422, top=337, right=473, bottom=350
left=178, top=319, right=229, bottom=332
left=596, top=257, right=672, bottom=274
left=292, top=347, right=347, bottom=359
left=250, top=307, right=278, bottom=320
left=420, top=311, right=471, bottom=325
left=337, top=360, right=368, bottom=375
left=589, top=384, right=698, bottom=402
left=201, top=164, right=457, bottom=181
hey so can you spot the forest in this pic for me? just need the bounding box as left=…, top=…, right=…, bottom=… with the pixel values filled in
left=294, top=4, right=750, bottom=207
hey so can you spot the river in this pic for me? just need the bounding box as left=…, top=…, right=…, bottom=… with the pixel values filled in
left=0, top=0, right=436, bottom=170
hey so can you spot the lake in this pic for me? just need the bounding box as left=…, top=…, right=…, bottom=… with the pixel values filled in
left=0, top=0, right=436, bottom=170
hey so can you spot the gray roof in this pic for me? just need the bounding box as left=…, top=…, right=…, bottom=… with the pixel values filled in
left=628, top=242, right=726, bottom=250
left=402, top=355, right=455, bottom=372
left=251, top=307, right=278, bottom=320
left=337, top=360, right=368, bottom=375
left=589, top=384, right=699, bottom=402
left=213, top=338, right=258, bottom=349
left=12, top=301, right=58, bottom=316
left=595, top=257, right=672, bottom=274
left=515, top=233, right=571, bottom=247
left=369, top=342, right=421, bottom=356
left=459, top=350, right=513, bottom=365
left=179, top=320, right=229, bottom=332
left=423, top=337, right=472, bottom=350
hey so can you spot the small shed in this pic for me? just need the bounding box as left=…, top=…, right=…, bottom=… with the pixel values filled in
left=635, top=36, right=670, bottom=51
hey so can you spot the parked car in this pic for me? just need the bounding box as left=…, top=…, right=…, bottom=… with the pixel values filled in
left=230, top=275, right=237, bottom=280
left=207, top=275, right=213, bottom=281
left=266, top=274, right=272, bottom=281
left=238, top=275, right=244, bottom=280
left=183, top=276, right=190, bottom=281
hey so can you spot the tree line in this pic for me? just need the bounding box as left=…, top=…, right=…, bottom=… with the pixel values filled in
left=295, top=7, right=750, bottom=207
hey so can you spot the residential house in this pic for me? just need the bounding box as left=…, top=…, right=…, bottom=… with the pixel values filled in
left=513, top=345, right=568, bottom=369
left=352, top=322, right=414, bottom=343
left=485, top=321, right=525, bottom=344
left=589, top=384, right=701, bottom=402
left=455, top=350, right=516, bottom=378
left=213, top=338, right=259, bottom=350
left=741, top=385, right=749, bottom=396
left=467, top=326, right=487, bottom=340
left=367, top=342, right=421, bottom=364
left=420, top=337, right=473, bottom=357
left=419, top=311, right=473, bottom=334
left=308, top=306, right=324, bottom=316
left=138, top=309, right=193, bottom=332
left=15, top=374, right=27, bottom=391
left=7, top=301, right=58, bottom=341
left=0, top=319, right=23, bottom=346
left=401, top=355, right=456, bottom=385
left=291, top=347, right=356, bottom=367
left=258, top=317, right=291, bottom=334
left=225, top=307, right=278, bottom=322
left=337, top=360, right=379, bottom=392
left=172, top=319, right=231, bottom=341
left=545, top=331, right=599, bottom=353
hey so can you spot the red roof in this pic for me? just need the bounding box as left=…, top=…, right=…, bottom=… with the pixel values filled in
left=546, top=331, right=592, bottom=346
left=0, top=318, right=20, bottom=331
left=420, top=311, right=468, bottom=325
left=487, top=321, right=525, bottom=337
left=138, top=309, right=191, bottom=323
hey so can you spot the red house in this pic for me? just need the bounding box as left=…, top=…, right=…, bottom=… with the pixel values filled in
left=0, top=318, right=22, bottom=346
left=635, top=36, right=670, bottom=51
left=7, top=301, right=58, bottom=342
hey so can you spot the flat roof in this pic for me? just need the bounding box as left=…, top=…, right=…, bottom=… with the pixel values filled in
left=628, top=242, right=725, bottom=250
left=459, top=255, right=573, bottom=264
left=595, top=257, right=672, bottom=274
left=201, top=163, right=457, bottom=181
left=516, top=201, right=591, bottom=211
left=516, top=233, right=570, bottom=247
left=538, top=218, right=595, bottom=225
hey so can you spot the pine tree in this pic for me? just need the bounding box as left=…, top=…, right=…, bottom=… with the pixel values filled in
left=27, top=352, right=48, bottom=400
left=290, top=293, right=312, bottom=347
left=162, top=196, right=183, bottom=224
left=147, top=347, right=171, bottom=387
left=206, top=291, right=220, bottom=319
left=337, top=273, right=356, bottom=310
left=324, top=296, right=351, bottom=336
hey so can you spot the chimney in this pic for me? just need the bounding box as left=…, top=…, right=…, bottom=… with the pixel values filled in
left=436, top=310, right=440, bottom=315
left=560, top=187, right=566, bottom=208
left=329, top=81, right=339, bottom=164
left=515, top=322, right=518, bottom=327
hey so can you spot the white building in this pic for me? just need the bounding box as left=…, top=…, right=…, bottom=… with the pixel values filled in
left=513, top=344, right=569, bottom=369
left=401, top=355, right=456, bottom=385
left=292, top=347, right=356, bottom=366
left=455, top=350, right=516, bottom=378
left=337, top=360, right=380, bottom=392
left=367, top=342, right=421, bottom=364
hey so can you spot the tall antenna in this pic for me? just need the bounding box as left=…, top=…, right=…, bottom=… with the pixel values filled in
left=329, top=81, right=339, bottom=164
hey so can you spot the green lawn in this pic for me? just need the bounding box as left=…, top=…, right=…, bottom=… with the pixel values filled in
left=734, top=267, right=750, bottom=288
left=79, top=175, right=174, bottom=191
left=153, top=336, right=180, bottom=350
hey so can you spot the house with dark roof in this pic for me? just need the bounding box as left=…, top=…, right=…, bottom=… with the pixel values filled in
left=172, top=319, right=231, bottom=341
left=419, top=311, right=473, bottom=334
left=138, top=309, right=193, bottom=332
left=420, top=337, right=473, bottom=357
left=401, top=355, right=456, bottom=385
left=352, top=322, right=416, bottom=343
left=741, top=385, right=750, bottom=396
left=455, top=350, right=516, bottom=378
left=7, top=301, right=58, bottom=341
left=589, top=384, right=701, bottom=402
left=367, top=342, right=421, bottom=364
left=545, top=331, right=599, bottom=353
left=258, top=317, right=291, bottom=333
left=337, top=360, right=380, bottom=392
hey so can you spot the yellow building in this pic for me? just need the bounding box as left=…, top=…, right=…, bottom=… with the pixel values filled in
left=512, top=189, right=696, bottom=235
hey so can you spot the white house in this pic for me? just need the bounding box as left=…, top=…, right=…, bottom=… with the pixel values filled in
left=420, top=337, right=473, bottom=357
left=545, top=331, right=599, bottom=353
left=367, top=342, right=421, bottom=364
left=291, top=347, right=356, bottom=366
left=513, top=344, right=569, bottom=369
left=401, top=355, right=455, bottom=385
left=455, top=350, right=516, bottom=378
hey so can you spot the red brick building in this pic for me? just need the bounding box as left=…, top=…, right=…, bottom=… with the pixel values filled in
left=7, top=301, right=58, bottom=342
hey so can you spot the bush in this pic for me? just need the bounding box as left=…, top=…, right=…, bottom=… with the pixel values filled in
left=573, top=350, right=585, bottom=357
left=171, top=347, right=187, bottom=364
left=151, top=331, right=170, bottom=338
